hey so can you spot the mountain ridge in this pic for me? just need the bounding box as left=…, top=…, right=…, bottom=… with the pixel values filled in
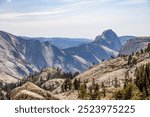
left=0, top=31, right=150, bottom=100
left=18, top=36, right=92, bottom=49
left=95, top=29, right=122, bottom=51
left=1, top=29, right=148, bottom=84
left=119, top=37, right=150, bottom=55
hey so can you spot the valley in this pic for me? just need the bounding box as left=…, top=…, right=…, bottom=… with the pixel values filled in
left=0, top=30, right=150, bottom=100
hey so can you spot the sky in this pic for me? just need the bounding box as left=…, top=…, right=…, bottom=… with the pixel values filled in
left=0, top=0, right=150, bottom=39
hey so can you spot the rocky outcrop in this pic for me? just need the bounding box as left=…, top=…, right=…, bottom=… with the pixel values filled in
left=11, top=82, right=59, bottom=100
left=119, top=37, right=150, bottom=55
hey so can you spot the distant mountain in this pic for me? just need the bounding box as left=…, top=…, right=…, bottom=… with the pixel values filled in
left=20, top=37, right=92, bottom=49
left=0, top=31, right=39, bottom=83
left=95, top=29, right=122, bottom=51
left=119, top=36, right=136, bottom=45
left=0, top=29, right=122, bottom=83
left=119, top=37, right=150, bottom=55
left=0, top=31, right=93, bottom=83
left=64, top=29, right=122, bottom=64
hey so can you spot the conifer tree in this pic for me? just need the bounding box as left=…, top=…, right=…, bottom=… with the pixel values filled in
left=114, top=77, right=118, bottom=88
left=78, top=82, right=87, bottom=99
left=141, top=49, right=143, bottom=54
left=128, top=55, right=132, bottom=65
left=73, top=79, right=80, bottom=90
left=135, top=63, right=150, bottom=98
left=101, top=82, right=106, bottom=97
left=113, top=90, right=123, bottom=100
left=145, top=43, right=150, bottom=52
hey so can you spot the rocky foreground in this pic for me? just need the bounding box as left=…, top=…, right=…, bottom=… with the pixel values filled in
left=11, top=82, right=59, bottom=100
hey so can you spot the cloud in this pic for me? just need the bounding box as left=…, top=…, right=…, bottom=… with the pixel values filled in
left=0, top=0, right=149, bottom=38
left=0, top=8, right=67, bottom=19
left=70, top=0, right=93, bottom=6
left=19, top=8, right=67, bottom=17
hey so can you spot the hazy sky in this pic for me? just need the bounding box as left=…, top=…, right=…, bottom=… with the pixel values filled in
left=0, top=0, right=150, bottom=39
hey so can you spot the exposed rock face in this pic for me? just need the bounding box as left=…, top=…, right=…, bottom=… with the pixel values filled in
left=0, top=31, right=90, bottom=83
left=119, top=36, right=136, bottom=45
left=0, top=31, right=39, bottom=83
left=75, top=52, right=150, bottom=86
left=11, top=82, right=59, bottom=100
left=9, top=51, right=149, bottom=100
left=64, top=29, right=121, bottom=65
left=119, top=37, right=150, bottom=55
left=42, top=79, right=65, bottom=92
left=95, top=29, right=122, bottom=51
left=0, top=30, right=122, bottom=83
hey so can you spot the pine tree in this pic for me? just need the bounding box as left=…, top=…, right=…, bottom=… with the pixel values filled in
left=78, top=82, right=87, bottom=99
left=128, top=55, right=132, bottom=66
left=73, top=79, right=80, bottom=90
left=113, top=90, right=123, bottom=100
left=113, top=83, right=142, bottom=100
left=132, top=57, right=137, bottom=65
left=101, top=82, right=106, bottom=97
left=136, top=51, right=140, bottom=57
left=145, top=43, right=150, bottom=52
left=114, top=77, right=118, bottom=88
left=124, top=83, right=132, bottom=99
left=124, top=71, right=129, bottom=88
left=135, top=63, right=150, bottom=98
left=64, top=79, right=68, bottom=91
left=61, top=79, right=72, bottom=92
left=0, top=89, right=3, bottom=99
left=61, top=83, right=65, bottom=92
left=62, top=79, right=67, bottom=92
left=68, top=80, right=72, bottom=90
left=141, top=49, right=144, bottom=54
